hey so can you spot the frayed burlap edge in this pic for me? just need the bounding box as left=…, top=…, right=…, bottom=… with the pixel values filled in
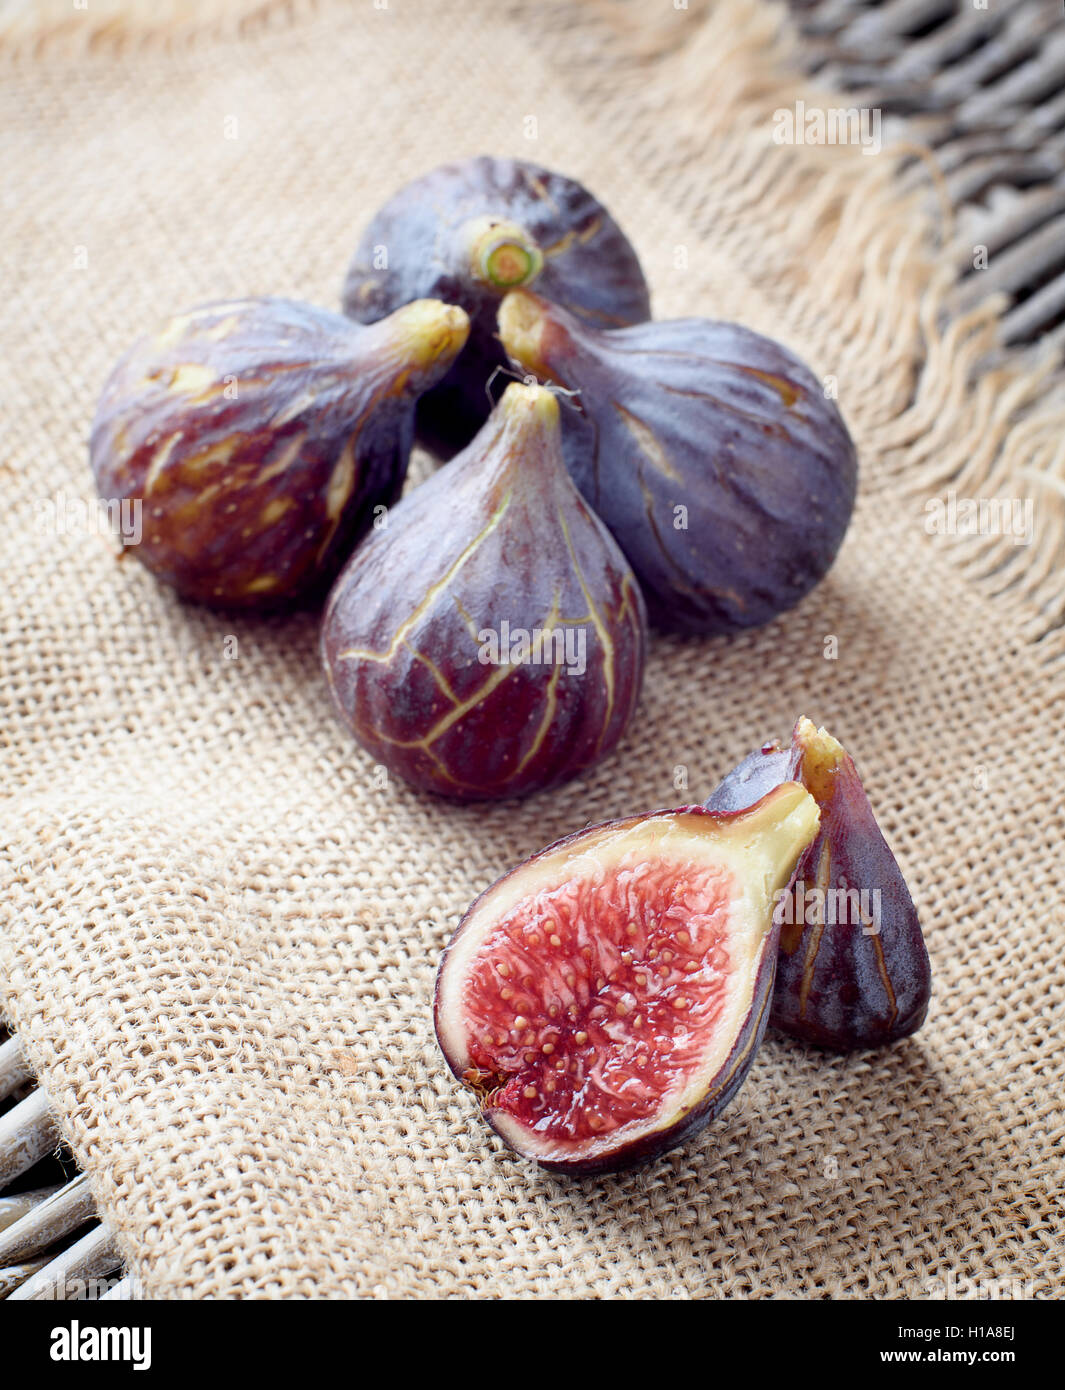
left=538, top=0, right=1065, bottom=650
left=0, top=0, right=324, bottom=55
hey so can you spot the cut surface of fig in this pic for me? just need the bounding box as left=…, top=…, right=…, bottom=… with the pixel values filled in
left=435, top=784, right=820, bottom=1173
left=706, top=717, right=932, bottom=1050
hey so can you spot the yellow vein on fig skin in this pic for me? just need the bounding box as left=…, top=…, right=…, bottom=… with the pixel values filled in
left=869, top=928, right=899, bottom=1028
left=141, top=432, right=184, bottom=495
left=614, top=401, right=683, bottom=483
left=555, top=503, right=618, bottom=750
left=164, top=363, right=217, bottom=399
left=402, top=587, right=565, bottom=718
left=335, top=491, right=514, bottom=665
left=509, top=591, right=565, bottom=780
left=257, top=432, right=309, bottom=485
left=313, top=337, right=450, bottom=565
left=527, top=174, right=562, bottom=216
left=451, top=594, right=482, bottom=644
left=314, top=430, right=358, bottom=563
left=636, top=466, right=701, bottom=591
left=408, top=644, right=465, bottom=709
left=347, top=589, right=579, bottom=791
left=376, top=592, right=564, bottom=755
left=657, top=379, right=796, bottom=433
left=359, top=662, right=513, bottom=754
left=539, top=217, right=603, bottom=259
left=152, top=302, right=260, bottom=349
left=798, top=839, right=832, bottom=1022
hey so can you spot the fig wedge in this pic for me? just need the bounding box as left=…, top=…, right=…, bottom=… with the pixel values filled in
left=706, top=717, right=932, bottom=1049
left=435, top=783, right=820, bottom=1173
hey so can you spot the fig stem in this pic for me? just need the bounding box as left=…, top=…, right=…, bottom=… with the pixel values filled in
left=376, top=299, right=470, bottom=378
left=496, top=379, right=560, bottom=431
left=465, top=217, right=544, bottom=291
left=497, top=289, right=561, bottom=385
left=794, top=716, right=848, bottom=805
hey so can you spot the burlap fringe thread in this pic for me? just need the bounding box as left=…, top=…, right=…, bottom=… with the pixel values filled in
left=550, top=0, right=1065, bottom=651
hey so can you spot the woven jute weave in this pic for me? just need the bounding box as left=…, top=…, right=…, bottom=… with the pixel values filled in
left=2, top=0, right=1064, bottom=1299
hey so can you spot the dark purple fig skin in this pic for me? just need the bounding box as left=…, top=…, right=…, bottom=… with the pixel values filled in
left=341, top=157, right=651, bottom=459
left=498, top=289, right=858, bottom=635
left=434, top=786, right=820, bottom=1174
left=706, top=718, right=932, bottom=1050
left=321, top=382, right=647, bottom=801
left=90, top=297, right=469, bottom=609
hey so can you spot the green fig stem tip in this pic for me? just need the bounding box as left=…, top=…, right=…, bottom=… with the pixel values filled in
left=794, top=716, right=847, bottom=803
left=484, top=241, right=539, bottom=288
left=497, top=289, right=553, bottom=380
left=466, top=217, right=544, bottom=291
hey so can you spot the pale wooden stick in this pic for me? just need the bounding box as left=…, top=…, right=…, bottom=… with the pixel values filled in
left=0, top=1036, right=33, bottom=1101
left=0, top=1173, right=95, bottom=1265
left=0, top=1090, right=58, bottom=1188
left=7, top=1222, right=120, bottom=1301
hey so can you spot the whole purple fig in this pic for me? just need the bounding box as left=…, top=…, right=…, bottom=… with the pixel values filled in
left=320, top=382, right=647, bottom=800
left=341, top=158, right=651, bottom=459
left=706, top=717, right=931, bottom=1049
left=90, top=297, right=469, bottom=608
left=498, top=289, right=857, bottom=636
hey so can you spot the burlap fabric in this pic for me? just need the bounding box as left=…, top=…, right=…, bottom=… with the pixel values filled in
left=2, top=0, right=1063, bottom=1300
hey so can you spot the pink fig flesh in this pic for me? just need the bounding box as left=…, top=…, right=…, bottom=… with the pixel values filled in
left=706, top=717, right=932, bottom=1050
left=435, top=783, right=819, bottom=1173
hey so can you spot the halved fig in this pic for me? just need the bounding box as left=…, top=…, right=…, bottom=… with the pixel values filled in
left=434, top=783, right=819, bottom=1174
left=706, top=717, right=932, bottom=1050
